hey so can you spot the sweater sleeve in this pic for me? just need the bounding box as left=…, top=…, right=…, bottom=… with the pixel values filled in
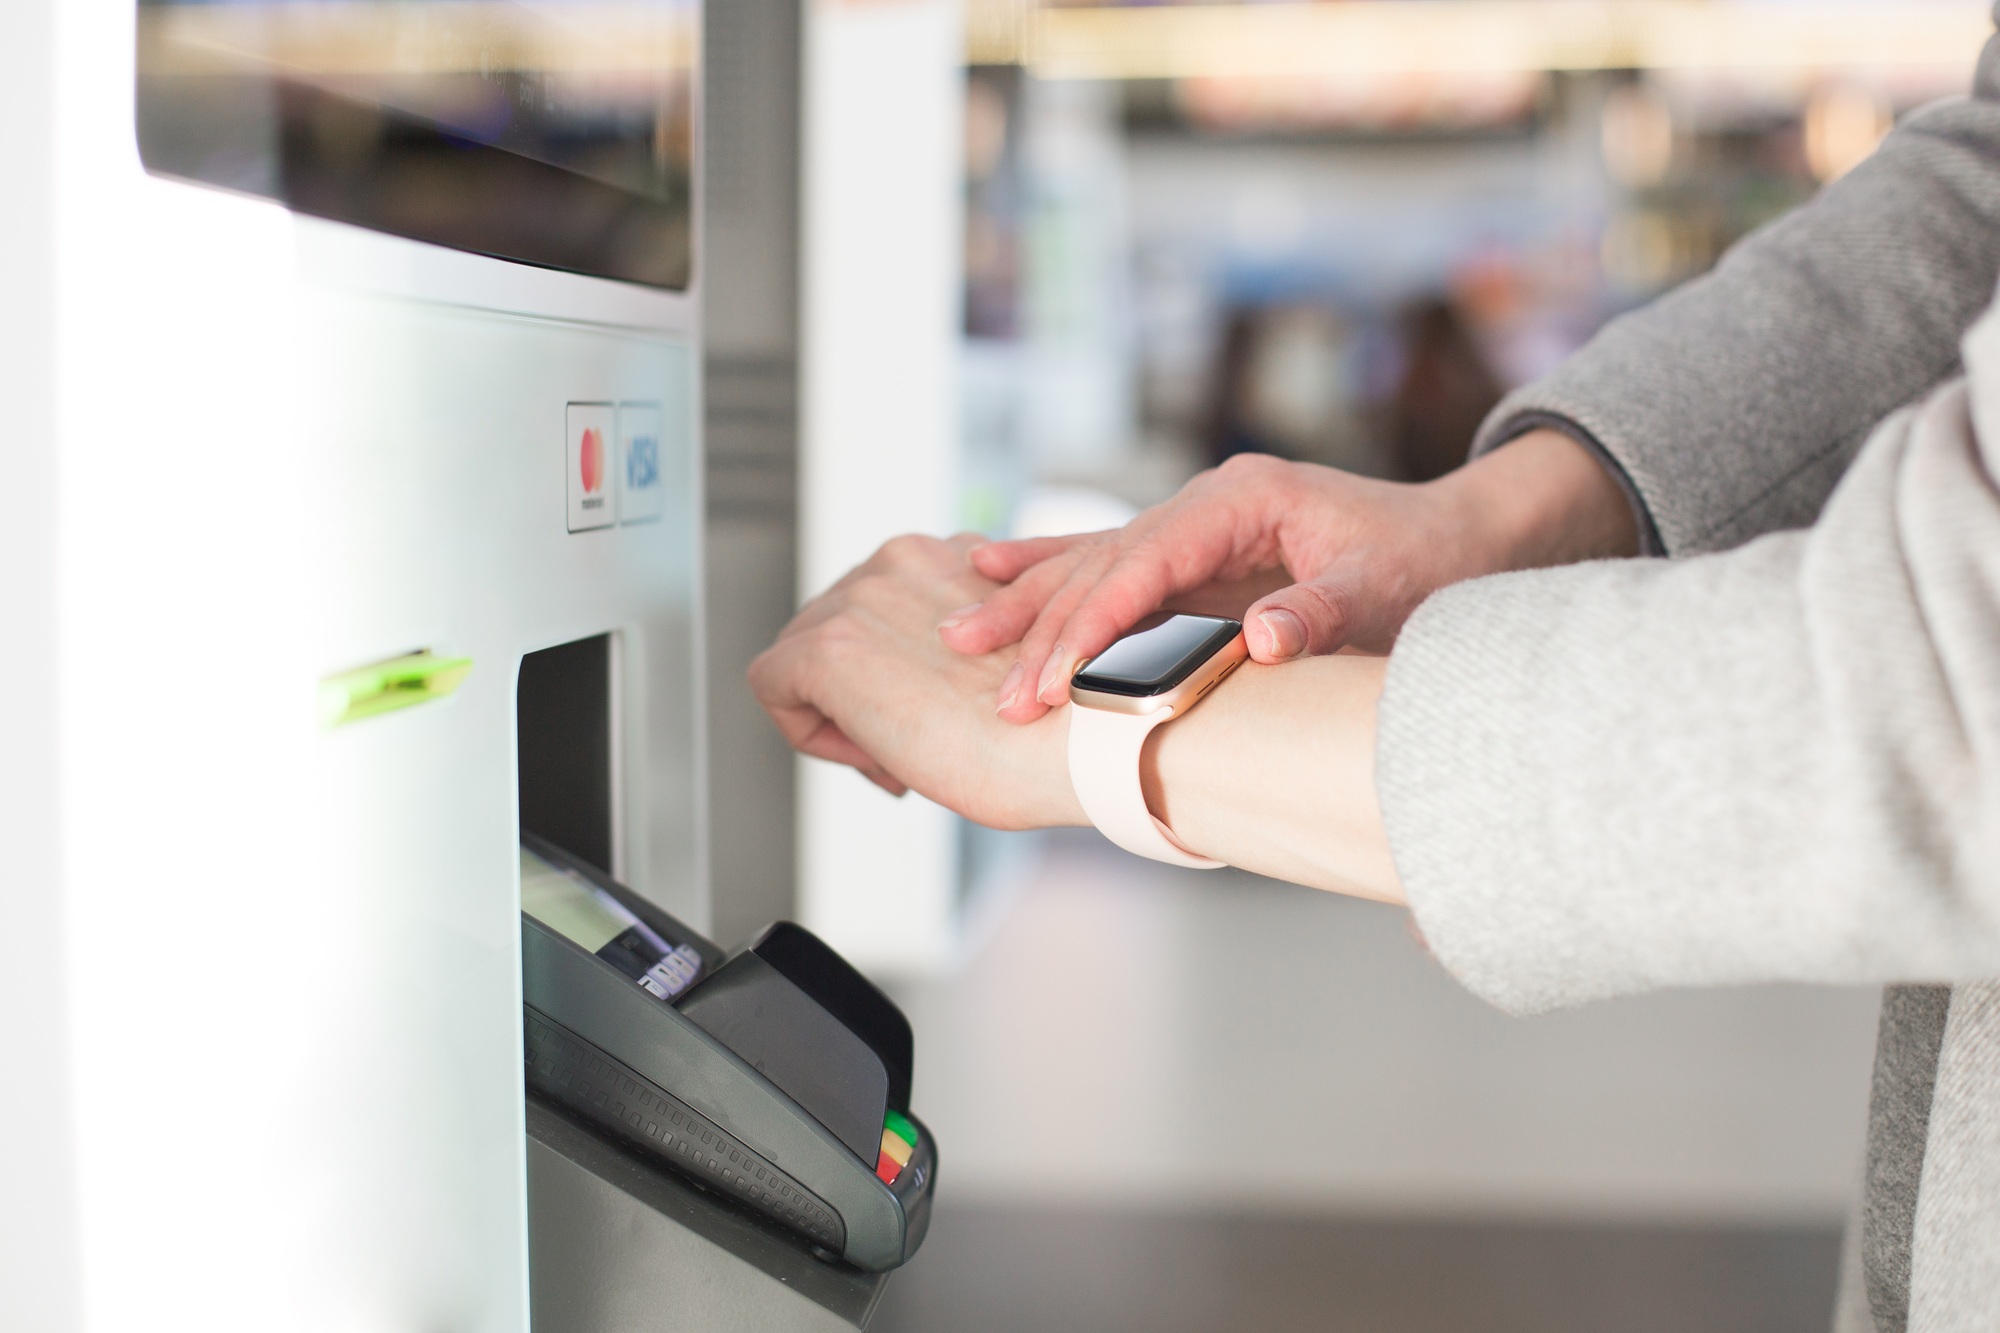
left=1472, top=32, right=2000, bottom=557
left=1378, top=298, right=2000, bottom=1016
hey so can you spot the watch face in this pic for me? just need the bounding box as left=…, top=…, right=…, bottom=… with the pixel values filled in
left=1071, top=614, right=1243, bottom=697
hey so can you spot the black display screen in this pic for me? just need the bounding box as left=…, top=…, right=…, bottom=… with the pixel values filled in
left=1070, top=615, right=1241, bottom=698
left=135, top=0, right=696, bottom=290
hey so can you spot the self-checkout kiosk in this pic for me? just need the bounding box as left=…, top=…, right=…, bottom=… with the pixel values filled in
left=4, top=0, right=928, bottom=1328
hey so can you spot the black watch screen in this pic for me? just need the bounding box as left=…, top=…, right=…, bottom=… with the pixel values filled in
left=1070, top=614, right=1242, bottom=698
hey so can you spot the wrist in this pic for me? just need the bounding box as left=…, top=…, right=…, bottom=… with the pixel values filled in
left=1135, top=656, right=1402, bottom=902
left=1000, top=705, right=1089, bottom=830
left=1429, top=427, right=1640, bottom=578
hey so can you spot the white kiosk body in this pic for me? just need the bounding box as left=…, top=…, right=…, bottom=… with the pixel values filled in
left=0, top=0, right=778, bottom=1326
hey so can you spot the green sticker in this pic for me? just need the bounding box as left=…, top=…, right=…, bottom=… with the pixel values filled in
left=320, top=651, right=473, bottom=728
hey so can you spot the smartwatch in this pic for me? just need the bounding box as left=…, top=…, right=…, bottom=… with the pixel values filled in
left=1066, top=613, right=1248, bottom=868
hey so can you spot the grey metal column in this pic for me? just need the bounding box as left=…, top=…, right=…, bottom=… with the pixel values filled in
left=703, top=0, right=807, bottom=947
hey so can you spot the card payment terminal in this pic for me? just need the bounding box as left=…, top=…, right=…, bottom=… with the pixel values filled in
left=520, top=836, right=934, bottom=1272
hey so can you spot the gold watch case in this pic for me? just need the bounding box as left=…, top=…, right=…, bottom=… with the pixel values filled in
left=1067, top=629, right=1249, bottom=717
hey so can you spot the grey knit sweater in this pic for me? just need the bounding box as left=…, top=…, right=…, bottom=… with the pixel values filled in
left=1377, top=15, right=2000, bottom=1332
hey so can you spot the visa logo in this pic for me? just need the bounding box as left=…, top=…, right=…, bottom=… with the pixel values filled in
left=627, top=434, right=660, bottom=490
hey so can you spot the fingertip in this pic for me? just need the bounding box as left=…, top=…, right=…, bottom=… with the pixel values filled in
left=1033, top=645, right=1073, bottom=706
left=937, top=619, right=978, bottom=653
left=937, top=600, right=985, bottom=641
left=997, top=696, right=1053, bottom=726
left=995, top=661, right=1028, bottom=715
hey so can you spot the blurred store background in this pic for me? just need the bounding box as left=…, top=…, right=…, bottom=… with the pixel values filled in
left=775, top=1, right=1989, bottom=1328
left=954, top=0, right=1967, bottom=522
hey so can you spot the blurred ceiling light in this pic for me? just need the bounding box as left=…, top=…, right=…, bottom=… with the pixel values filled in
left=968, top=1, right=1991, bottom=82
left=1805, top=84, right=1895, bottom=181
left=140, top=1, right=696, bottom=76
left=1177, top=68, right=1543, bottom=133
left=1600, top=83, right=1675, bottom=188
left=969, top=0, right=1040, bottom=68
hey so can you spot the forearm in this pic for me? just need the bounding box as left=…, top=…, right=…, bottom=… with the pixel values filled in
left=1135, top=655, right=1402, bottom=903
left=1475, top=95, right=2000, bottom=555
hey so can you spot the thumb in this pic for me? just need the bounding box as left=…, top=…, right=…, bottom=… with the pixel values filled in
left=1243, top=577, right=1358, bottom=663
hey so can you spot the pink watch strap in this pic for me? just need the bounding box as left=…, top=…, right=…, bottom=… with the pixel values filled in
left=1067, top=704, right=1224, bottom=869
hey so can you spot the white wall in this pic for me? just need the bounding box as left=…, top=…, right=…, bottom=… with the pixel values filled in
left=0, top=0, right=81, bottom=1325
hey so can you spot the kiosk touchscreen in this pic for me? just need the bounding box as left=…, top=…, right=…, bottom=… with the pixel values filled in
left=135, top=0, right=696, bottom=289
left=521, top=837, right=936, bottom=1273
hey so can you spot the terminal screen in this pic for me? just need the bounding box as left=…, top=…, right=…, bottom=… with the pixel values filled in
left=521, top=846, right=703, bottom=1002
left=136, top=0, right=696, bottom=290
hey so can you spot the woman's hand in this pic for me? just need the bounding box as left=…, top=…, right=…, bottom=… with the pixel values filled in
left=942, top=430, right=1638, bottom=723
left=747, top=534, right=1088, bottom=830
left=751, top=534, right=1404, bottom=902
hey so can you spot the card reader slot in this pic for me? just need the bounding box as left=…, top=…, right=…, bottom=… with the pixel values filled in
left=525, top=1006, right=846, bottom=1253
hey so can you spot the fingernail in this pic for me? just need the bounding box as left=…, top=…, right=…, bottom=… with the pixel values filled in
left=1035, top=646, right=1069, bottom=704
left=996, top=662, right=1026, bottom=712
left=938, top=601, right=983, bottom=632
left=1257, top=609, right=1307, bottom=660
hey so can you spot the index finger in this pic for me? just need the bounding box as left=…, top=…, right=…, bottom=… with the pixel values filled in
left=970, top=533, right=1099, bottom=583
left=1026, top=508, right=1279, bottom=708
left=1022, top=550, right=1189, bottom=707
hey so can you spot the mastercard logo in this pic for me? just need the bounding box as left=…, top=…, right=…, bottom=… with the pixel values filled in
left=579, top=426, right=605, bottom=494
